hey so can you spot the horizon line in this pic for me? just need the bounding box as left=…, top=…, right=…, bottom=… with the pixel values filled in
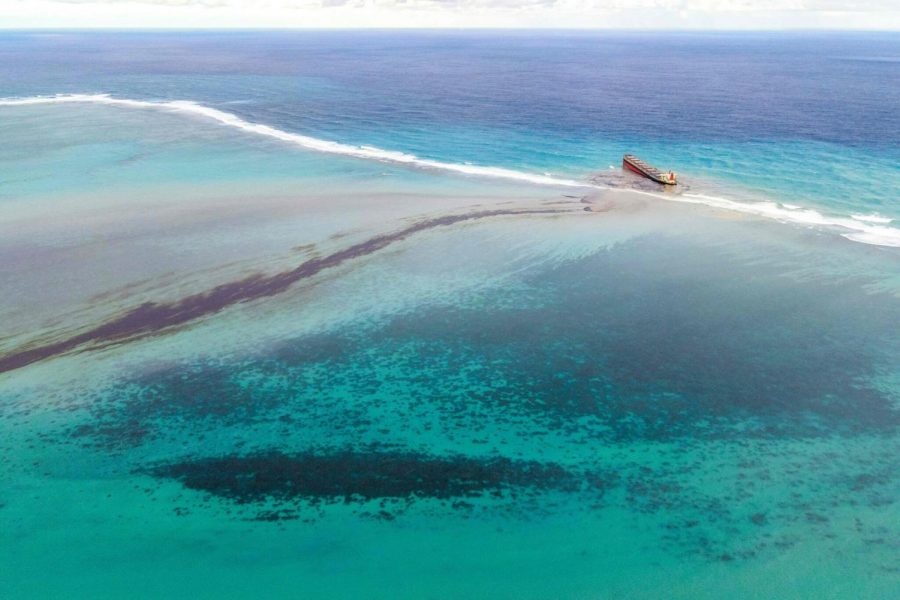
left=1, top=26, right=899, bottom=32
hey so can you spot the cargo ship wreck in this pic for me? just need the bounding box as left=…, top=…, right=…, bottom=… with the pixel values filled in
left=623, top=154, right=677, bottom=186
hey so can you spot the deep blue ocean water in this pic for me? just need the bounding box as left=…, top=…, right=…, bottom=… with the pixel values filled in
left=1, top=31, right=898, bottom=222
left=0, top=31, right=898, bottom=598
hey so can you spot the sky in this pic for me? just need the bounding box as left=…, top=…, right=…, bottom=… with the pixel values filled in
left=0, top=0, right=898, bottom=30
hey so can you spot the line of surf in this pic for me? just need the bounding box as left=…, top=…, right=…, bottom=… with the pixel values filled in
left=2, top=93, right=899, bottom=248
left=0, top=93, right=587, bottom=189
left=617, top=185, right=900, bottom=248
left=668, top=192, right=900, bottom=248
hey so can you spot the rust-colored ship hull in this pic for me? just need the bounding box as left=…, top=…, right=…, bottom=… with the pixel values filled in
left=623, top=154, right=677, bottom=185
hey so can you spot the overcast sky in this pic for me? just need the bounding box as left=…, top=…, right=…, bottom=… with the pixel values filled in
left=0, top=0, right=898, bottom=29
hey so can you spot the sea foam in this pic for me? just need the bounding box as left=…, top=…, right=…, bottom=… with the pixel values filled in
left=1, top=94, right=899, bottom=248
left=851, top=213, right=893, bottom=224
left=664, top=193, right=900, bottom=248
left=0, top=94, right=584, bottom=189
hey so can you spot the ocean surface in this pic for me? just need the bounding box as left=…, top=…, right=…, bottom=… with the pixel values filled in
left=0, top=31, right=898, bottom=598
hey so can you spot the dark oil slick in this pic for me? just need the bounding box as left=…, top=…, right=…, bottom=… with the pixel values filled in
left=63, top=236, right=900, bottom=454
left=2, top=219, right=898, bottom=598
left=3, top=31, right=900, bottom=599
left=22, top=231, right=891, bottom=569
left=0, top=207, right=570, bottom=375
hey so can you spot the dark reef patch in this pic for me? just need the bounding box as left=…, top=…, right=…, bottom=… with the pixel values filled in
left=367, top=236, right=900, bottom=440
left=15, top=227, right=898, bottom=564
left=141, top=448, right=610, bottom=522
left=69, top=361, right=285, bottom=450
left=144, top=449, right=591, bottom=507
left=59, top=235, right=900, bottom=457
left=64, top=339, right=373, bottom=450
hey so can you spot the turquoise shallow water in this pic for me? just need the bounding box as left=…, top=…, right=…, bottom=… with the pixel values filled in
left=2, top=194, right=899, bottom=597
left=1, top=32, right=899, bottom=599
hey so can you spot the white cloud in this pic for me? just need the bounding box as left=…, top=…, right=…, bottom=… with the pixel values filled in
left=0, top=0, right=898, bottom=28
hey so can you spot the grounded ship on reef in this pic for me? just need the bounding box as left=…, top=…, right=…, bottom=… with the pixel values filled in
left=623, top=154, right=677, bottom=185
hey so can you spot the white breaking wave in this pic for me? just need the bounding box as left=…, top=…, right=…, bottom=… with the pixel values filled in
left=666, top=193, right=900, bottom=248
left=851, top=213, right=893, bottom=224
left=1, top=93, right=899, bottom=249
left=0, top=93, right=585, bottom=189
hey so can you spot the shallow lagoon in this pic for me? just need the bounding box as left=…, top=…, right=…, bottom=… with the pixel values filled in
left=1, top=101, right=899, bottom=599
